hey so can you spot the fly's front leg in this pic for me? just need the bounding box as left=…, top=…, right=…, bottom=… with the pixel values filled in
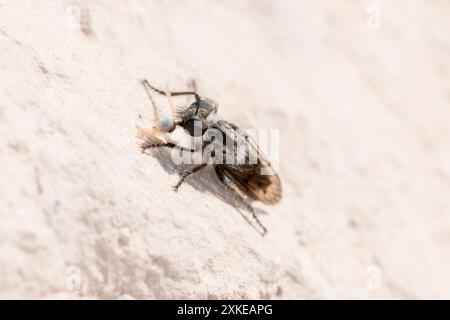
left=172, top=163, right=208, bottom=192
left=141, top=79, right=200, bottom=101
left=214, top=166, right=267, bottom=235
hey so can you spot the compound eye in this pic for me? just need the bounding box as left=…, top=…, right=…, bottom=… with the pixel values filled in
left=198, top=109, right=208, bottom=119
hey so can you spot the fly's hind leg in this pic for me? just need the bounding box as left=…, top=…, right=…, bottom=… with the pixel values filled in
left=214, top=166, right=267, bottom=235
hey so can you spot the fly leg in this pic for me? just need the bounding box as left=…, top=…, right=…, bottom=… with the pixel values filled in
left=140, top=141, right=195, bottom=153
left=138, top=79, right=201, bottom=139
left=141, top=141, right=205, bottom=191
left=141, top=79, right=200, bottom=101
left=172, top=164, right=208, bottom=192
left=215, top=166, right=267, bottom=235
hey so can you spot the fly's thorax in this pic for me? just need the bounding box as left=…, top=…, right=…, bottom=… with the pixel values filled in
left=178, top=99, right=218, bottom=137
left=179, top=99, right=218, bottom=121
left=195, top=125, right=256, bottom=166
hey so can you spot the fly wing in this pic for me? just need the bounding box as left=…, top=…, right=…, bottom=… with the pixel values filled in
left=214, top=120, right=282, bottom=205
left=223, top=163, right=282, bottom=205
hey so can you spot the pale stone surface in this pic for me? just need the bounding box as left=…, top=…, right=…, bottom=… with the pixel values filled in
left=0, top=0, right=449, bottom=299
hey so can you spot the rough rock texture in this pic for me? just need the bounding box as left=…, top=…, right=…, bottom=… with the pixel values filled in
left=1, top=0, right=449, bottom=299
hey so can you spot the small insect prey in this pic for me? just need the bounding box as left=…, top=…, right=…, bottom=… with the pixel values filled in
left=137, top=79, right=282, bottom=235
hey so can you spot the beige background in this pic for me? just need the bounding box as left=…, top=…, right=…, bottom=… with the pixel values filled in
left=0, top=0, right=449, bottom=299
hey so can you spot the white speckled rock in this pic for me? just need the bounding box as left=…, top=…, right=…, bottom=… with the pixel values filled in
left=0, top=0, right=449, bottom=299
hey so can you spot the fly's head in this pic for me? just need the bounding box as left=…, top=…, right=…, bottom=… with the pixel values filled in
left=177, top=99, right=218, bottom=136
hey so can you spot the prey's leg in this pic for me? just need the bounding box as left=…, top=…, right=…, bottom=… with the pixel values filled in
left=172, top=163, right=208, bottom=192
left=215, top=166, right=267, bottom=235
left=136, top=126, right=169, bottom=140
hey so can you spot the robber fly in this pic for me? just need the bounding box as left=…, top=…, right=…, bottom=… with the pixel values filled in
left=137, top=79, right=282, bottom=235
